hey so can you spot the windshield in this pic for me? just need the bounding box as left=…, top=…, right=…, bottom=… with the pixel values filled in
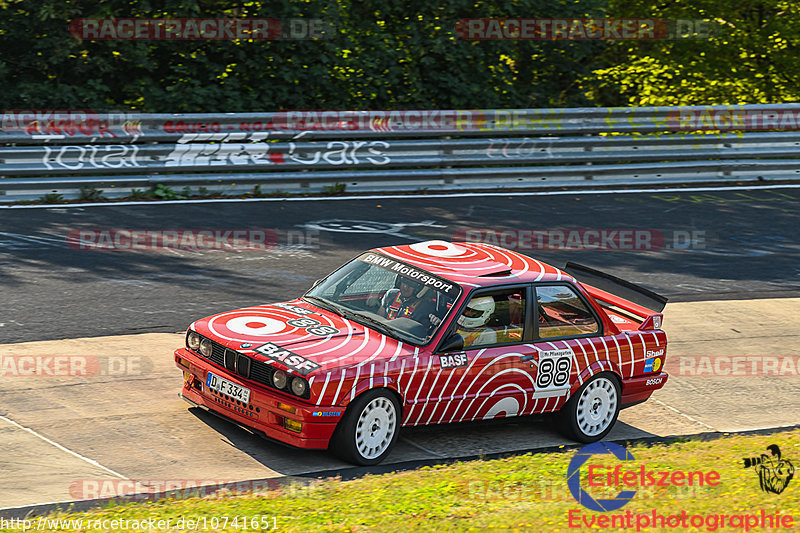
left=304, top=252, right=461, bottom=344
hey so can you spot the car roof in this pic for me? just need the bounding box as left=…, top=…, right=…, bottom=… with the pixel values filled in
left=374, top=240, right=576, bottom=290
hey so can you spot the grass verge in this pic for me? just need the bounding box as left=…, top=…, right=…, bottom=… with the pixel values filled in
left=3, top=429, right=799, bottom=532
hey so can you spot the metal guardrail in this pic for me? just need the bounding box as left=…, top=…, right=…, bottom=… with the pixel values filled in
left=2, top=104, right=800, bottom=201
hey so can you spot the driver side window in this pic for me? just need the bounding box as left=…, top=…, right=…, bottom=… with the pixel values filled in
left=455, top=288, right=526, bottom=348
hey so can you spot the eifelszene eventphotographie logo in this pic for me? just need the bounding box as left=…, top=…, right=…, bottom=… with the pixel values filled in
left=566, top=441, right=795, bottom=531
left=743, top=444, right=794, bottom=495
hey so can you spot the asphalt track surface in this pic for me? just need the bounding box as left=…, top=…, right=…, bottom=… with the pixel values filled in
left=1, top=185, right=800, bottom=512
left=1, top=186, right=799, bottom=344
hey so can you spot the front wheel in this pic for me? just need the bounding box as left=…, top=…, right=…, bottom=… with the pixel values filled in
left=556, top=373, right=620, bottom=442
left=330, top=389, right=401, bottom=465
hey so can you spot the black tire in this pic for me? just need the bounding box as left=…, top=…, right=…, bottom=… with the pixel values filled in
left=556, top=372, right=621, bottom=443
left=329, top=389, right=401, bottom=465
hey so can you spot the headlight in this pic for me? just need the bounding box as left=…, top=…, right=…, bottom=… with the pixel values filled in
left=199, top=338, right=213, bottom=357
left=291, top=376, right=308, bottom=397
left=187, top=331, right=201, bottom=351
left=272, top=370, right=288, bottom=389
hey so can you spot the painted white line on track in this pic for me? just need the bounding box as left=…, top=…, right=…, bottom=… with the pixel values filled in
left=0, top=414, right=128, bottom=480
left=2, top=183, right=800, bottom=209
left=650, top=399, right=716, bottom=431
left=400, top=437, right=448, bottom=458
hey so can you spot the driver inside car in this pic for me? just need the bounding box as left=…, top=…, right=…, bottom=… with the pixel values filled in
left=379, top=277, right=438, bottom=330
left=455, top=296, right=497, bottom=347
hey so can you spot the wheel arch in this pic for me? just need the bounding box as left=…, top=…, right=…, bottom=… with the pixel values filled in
left=336, top=377, right=403, bottom=414
left=572, top=361, right=623, bottom=397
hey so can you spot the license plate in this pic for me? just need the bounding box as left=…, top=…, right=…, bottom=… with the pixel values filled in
left=205, top=371, right=251, bottom=403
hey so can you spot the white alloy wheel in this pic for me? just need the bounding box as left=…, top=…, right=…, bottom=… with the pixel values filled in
left=330, top=389, right=402, bottom=465
left=355, top=396, right=397, bottom=460
left=575, top=376, right=618, bottom=437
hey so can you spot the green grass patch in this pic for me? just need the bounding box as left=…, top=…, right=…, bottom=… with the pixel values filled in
left=5, top=429, right=799, bottom=532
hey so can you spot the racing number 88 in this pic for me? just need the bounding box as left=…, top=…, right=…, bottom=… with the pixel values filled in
left=536, top=357, right=571, bottom=388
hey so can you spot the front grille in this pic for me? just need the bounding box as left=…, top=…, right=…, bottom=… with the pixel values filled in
left=209, top=343, right=226, bottom=367
left=191, top=337, right=307, bottom=399
left=224, top=348, right=238, bottom=373
left=205, top=340, right=256, bottom=381
left=236, top=353, right=251, bottom=378
left=249, top=358, right=274, bottom=385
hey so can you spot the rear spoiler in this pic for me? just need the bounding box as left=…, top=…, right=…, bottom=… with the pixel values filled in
left=564, top=262, right=667, bottom=330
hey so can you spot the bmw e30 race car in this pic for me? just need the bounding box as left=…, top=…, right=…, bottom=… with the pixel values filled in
left=175, top=240, right=668, bottom=465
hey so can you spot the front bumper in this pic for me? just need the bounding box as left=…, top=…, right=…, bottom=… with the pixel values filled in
left=175, top=348, right=341, bottom=449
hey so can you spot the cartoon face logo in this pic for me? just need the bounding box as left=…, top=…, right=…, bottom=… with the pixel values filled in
left=743, top=444, right=795, bottom=494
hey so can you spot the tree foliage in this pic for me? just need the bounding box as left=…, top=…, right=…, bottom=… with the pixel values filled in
left=0, top=0, right=607, bottom=111
left=584, top=0, right=800, bottom=106
left=0, top=0, right=797, bottom=111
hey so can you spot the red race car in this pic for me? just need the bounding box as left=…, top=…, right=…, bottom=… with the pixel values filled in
left=175, top=240, right=668, bottom=465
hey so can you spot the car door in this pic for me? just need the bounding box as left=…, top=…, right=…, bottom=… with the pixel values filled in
left=427, top=285, right=534, bottom=424
left=524, top=282, right=604, bottom=414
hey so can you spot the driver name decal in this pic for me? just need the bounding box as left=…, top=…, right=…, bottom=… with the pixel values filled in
left=533, top=347, right=575, bottom=399
left=254, top=342, right=321, bottom=375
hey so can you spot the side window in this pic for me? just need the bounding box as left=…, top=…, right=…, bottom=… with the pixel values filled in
left=455, top=288, right=526, bottom=348
left=536, top=285, right=599, bottom=339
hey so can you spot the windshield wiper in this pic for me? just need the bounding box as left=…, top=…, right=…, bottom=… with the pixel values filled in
left=344, top=311, right=395, bottom=337
left=302, top=295, right=345, bottom=317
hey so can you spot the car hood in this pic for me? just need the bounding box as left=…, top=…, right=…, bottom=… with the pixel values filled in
left=190, top=299, right=413, bottom=376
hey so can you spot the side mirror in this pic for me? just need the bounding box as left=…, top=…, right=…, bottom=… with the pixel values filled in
left=438, top=333, right=464, bottom=353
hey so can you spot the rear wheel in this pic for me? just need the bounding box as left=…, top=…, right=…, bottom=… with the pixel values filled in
left=330, top=389, right=400, bottom=465
left=556, top=373, right=620, bottom=442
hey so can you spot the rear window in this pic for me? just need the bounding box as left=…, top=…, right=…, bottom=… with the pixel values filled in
left=536, top=285, right=599, bottom=339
